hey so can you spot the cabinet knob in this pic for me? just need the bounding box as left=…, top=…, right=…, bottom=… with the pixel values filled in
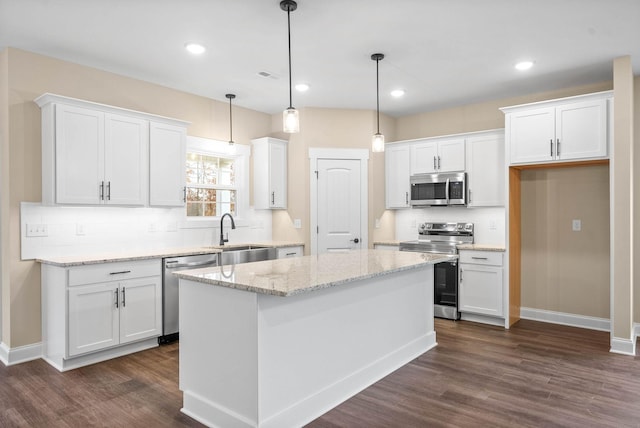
left=350, top=238, right=360, bottom=244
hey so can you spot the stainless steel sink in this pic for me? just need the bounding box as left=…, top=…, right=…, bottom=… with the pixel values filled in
left=219, top=247, right=277, bottom=265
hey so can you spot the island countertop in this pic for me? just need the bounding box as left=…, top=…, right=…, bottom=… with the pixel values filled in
left=175, top=249, right=455, bottom=297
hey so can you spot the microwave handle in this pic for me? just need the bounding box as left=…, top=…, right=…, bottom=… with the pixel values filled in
left=445, top=178, right=450, bottom=205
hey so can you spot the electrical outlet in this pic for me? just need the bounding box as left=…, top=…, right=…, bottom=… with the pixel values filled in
left=375, top=218, right=381, bottom=229
left=76, top=223, right=86, bottom=236
left=293, top=219, right=302, bottom=229
left=26, top=223, right=48, bottom=237
left=572, top=219, right=582, bottom=232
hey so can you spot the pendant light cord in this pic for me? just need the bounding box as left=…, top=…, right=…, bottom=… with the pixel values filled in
left=229, top=96, right=233, bottom=142
left=376, top=57, right=380, bottom=134
left=287, top=7, right=293, bottom=109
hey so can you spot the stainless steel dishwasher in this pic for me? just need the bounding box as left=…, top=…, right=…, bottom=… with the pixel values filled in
left=159, top=253, right=219, bottom=344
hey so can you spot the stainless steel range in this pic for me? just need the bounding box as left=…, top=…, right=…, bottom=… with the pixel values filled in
left=399, top=222, right=474, bottom=320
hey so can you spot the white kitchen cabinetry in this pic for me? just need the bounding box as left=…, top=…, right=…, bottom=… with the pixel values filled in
left=42, top=259, right=162, bottom=371
left=466, top=131, right=505, bottom=207
left=36, top=93, right=189, bottom=206
left=459, top=250, right=504, bottom=319
left=252, top=137, right=288, bottom=209
left=277, top=246, right=304, bottom=258
left=385, top=143, right=411, bottom=209
left=502, top=91, right=611, bottom=165
left=410, top=138, right=465, bottom=174
left=149, top=121, right=186, bottom=206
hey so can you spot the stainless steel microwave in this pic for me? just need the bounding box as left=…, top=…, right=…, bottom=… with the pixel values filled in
left=410, top=172, right=467, bottom=207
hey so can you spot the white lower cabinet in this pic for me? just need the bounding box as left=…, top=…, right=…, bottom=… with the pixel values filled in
left=458, top=250, right=504, bottom=318
left=277, top=246, right=304, bottom=258
left=42, top=259, right=162, bottom=371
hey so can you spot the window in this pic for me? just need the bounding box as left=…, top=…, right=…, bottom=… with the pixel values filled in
left=186, top=153, right=237, bottom=217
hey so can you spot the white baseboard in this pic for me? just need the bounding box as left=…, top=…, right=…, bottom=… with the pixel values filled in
left=520, top=307, right=610, bottom=331
left=0, top=341, right=42, bottom=366
left=610, top=337, right=636, bottom=356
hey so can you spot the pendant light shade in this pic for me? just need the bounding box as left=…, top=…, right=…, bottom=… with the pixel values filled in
left=371, top=53, right=385, bottom=153
left=225, top=93, right=235, bottom=145
left=281, top=0, right=299, bottom=133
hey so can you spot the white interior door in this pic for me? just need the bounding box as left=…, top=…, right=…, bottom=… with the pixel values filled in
left=317, top=159, right=361, bottom=253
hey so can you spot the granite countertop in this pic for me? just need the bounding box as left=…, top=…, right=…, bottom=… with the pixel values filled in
left=457, top=244, right=506, bottom=252
left=175, top=249, right=455, bottom=297
left=36, top=241, right=305, bottom=267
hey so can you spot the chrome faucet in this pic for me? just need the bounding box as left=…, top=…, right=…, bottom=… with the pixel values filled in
left=219, top=213, right=236, bottom=246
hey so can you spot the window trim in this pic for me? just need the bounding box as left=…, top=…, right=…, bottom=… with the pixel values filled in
left=182, top=136, right=250, bottom=228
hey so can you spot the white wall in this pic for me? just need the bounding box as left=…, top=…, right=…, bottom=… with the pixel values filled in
left=20, top=203, right=272, bottom=260
left=395, top=207, right=505, bottom=245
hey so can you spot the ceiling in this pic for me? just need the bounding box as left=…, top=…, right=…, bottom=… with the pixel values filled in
left=1, top=0, right=639, bottom=118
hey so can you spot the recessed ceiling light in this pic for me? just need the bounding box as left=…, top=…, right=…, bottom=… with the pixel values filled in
left=391, top=89, right=405, bottom=98
left=185, top=43, right=206, bottom=55
left=295, top=83, right=310, bottom=92
left=515, top=60, right=534, bottom=71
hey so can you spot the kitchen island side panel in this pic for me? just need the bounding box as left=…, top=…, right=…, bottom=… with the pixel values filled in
left=179, top=265, right=435, bottom=428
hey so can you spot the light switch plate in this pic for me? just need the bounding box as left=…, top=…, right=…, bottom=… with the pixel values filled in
left=572, top=219, right=582, bottom=231
left=26, top=223, right=48, bottom=237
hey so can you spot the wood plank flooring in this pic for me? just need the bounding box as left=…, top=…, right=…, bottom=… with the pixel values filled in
left=1, top=319, right=638, bottom=427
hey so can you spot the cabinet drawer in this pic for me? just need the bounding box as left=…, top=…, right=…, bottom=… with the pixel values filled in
left=277, top=246, right=303, bottom=258
left=459, top=251, right=503, bottom=266
left=68, top=259, right=161, bottom=286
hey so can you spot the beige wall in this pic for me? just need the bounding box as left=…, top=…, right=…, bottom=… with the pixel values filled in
left=271, top=107, right=396, bottom=253
left=1, top=48, right=272, bottom=347
left=396, top=82, right=613, bottom=141
left=521, top=165, right=610, bottom=318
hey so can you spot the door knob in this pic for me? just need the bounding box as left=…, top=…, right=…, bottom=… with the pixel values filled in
left=351, top=238, right=360, bottom=243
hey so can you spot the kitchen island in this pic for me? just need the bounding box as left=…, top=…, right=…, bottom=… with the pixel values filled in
left=175, top=249, right=451, bottom=428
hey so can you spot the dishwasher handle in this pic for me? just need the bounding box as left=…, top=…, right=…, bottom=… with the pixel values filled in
left=165, top=259, right=218, bottom=269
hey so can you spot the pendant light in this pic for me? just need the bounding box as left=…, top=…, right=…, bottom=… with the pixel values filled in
left=225, top=94, right=236, bottom=145
left=280, top=0, right=299, bottom=133
left=371, top=53, right=385, bottom=153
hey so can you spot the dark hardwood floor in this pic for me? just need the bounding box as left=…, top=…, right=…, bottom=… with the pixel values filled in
left=1, top=319, right=639, bottom=427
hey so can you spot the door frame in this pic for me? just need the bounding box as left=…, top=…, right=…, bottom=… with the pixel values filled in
left=309, top=148, right=369, bottom=255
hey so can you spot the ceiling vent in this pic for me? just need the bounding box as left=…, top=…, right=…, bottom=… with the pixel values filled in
left=258, top=71, right=279, bottom=79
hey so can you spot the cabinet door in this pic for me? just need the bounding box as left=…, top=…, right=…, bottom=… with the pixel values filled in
left=410, top=141, right=438, bottom=174
left=466, top=133, right=505, bottom=207
left=555, top=99, right=607, bottom=161
left=68, top=282, right=119, bottom=357
left=385, top=145, right=411, bottom=209
left=459, top=264, right=503, bottom=317
left=119, top=276, right=162, bottom=344
left=149, top=122, right=187, bottom=206
left=508, top=107, right=555, bottom=164
left=55, top=104, right=104, bottom=204
left=437, top=138, right=465, bottom=172
left=104, top=114, right=148, bottom=205
left=269, top=141, right=287, bottom=208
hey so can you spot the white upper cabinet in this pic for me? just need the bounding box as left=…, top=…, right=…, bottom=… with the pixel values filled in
left=104, top=113, right=148, bottom=205
left=410, top=138, right=465, bottom=174
left=502, top=91, right=611, bottom=165
left=54, top=104, right=105, bottom=204
left=385, top=143, right=411, bottom=209
left=149, top=121, right=186, bottom=206
left=466, top=130, right=505, bottom=207
left=36, top=93, right=189, bottom=206
left=252, top=137, right=288, bottom=209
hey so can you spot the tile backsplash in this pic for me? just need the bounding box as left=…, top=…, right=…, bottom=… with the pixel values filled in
left=395, top=206, right=505, bottom=245
left=20, top=202, right=272, bottom=260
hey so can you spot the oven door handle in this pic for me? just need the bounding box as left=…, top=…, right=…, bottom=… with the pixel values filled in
left=445, top=178, right=450, bottom=205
